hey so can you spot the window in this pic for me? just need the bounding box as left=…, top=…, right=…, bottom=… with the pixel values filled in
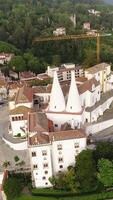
left=42, top=176, right=46, bottom=180
left=42, top=150, right=47, bottom=156
left=74, top=143, right=79, bottom=148
left=32, top=152, right=36, bottom=157
left=59, top=165, right=63, bottom=169
left=76, top=149, right=79, bottom=154
left=45, top=171, right=48, bottom=174
left=58, top=157, right=63, bottom=163
left=18, top=116, right=21, bottom=120
left=57, top=144, right=62, bottom=150
left=43, top=163, right=48, bottom=168
left=12, top=117, right=15, bottom=121
left=45, top=182, right=48, bottom=185
left=55, top=124, right=58, bottom=127
left=33, top=164, right=38, bottom=169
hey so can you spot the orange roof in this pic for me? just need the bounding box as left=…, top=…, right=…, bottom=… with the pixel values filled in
left=86, top=63, right=110, bottom=74
left=29, top=133, right=49, bottom=145
left=78, top=77, right=99, bottom=94
left=28, top=112, right=48, bottom=132
left=29, top=129, right=86, bottom=146
left=15, top=86, right=33, bottom=104
left=49, top=129, right=86, bottom=141
left=10, top=106, right=34, bottom=115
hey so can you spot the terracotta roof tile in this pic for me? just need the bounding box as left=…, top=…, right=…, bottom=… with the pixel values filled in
left=78, top=77, right=99, bottom=94
left=10, top=106, right=34, bottom=115
left=28, top=112, right=48, bottom=133
left=85, top=63, right=110, bottom=74
left=15, top=86, right=33, bottom=104
left=29, top=133, right=49, bottom=145
left=29, top=129, right=86, bottom=146
left=49, top=129, right=86, bottom=141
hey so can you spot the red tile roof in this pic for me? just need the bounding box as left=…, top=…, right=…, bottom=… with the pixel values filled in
left=27, top=112, right=48, bottom=133
left=15, top=86, right=33, bottom=104
left=28, top=129, right=86, bottom=146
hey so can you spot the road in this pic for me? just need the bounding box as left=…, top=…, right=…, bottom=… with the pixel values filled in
left=0, top=104, right=9, bottom=137
left=0, top=192, right=3, bottom=200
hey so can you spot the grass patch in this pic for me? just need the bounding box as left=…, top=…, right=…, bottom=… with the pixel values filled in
left=14, top=195, right=56, bottom=200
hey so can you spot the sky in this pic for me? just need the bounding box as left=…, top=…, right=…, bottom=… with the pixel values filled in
left=104, top=0, right=113, bottom=4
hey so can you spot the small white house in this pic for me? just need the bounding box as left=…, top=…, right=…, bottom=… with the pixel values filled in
left=9, top=106, right=33, bottom=137
left=53, top=27, right=66, bottom=36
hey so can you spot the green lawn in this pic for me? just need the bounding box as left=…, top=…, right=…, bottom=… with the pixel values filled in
left=15, top=196, right=56, bottom=200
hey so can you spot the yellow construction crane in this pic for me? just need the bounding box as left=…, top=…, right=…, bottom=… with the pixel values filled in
left=33, top=33, right=111, bottom=63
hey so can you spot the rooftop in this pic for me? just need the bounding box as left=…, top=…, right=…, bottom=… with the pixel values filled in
left=28, top=112, right=48, bottom=133
left=15, top=86, right=33, bottom=104
left=85, top=63, right=110, bottom=74
left=29, top=129, right=86, bottom=146
left=10, top=106, right=34, bottom=115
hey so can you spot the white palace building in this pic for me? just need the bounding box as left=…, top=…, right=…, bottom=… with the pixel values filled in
left=7, top=62, right=113, bottom=188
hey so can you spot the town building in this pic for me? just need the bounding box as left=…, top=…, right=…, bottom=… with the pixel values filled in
left=46, top=63, right=84, bottom=81
left=28, top=127, right=86, bottom=188
left=7, top=61, right=113, bottom=188
left=83, top=22, right=91, bottom=30
left=53, top=27, right=66, bottom=36
left=0, top=53, right=13, bottom=65
left=85, top=63, right=111, bottom=93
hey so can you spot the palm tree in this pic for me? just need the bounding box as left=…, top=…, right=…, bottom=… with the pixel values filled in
left=2, top=161, right=10, bottom=169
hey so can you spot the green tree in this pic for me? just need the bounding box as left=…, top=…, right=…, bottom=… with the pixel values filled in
left=98, top=158, right=113, bottom=187
left=49, top=167, right=79, bottom=192
left=14, top=155, right=20, bottom=163
left=75, top=149, right=98, bottom=192
left=9, top=56, right=26, bottom=72
left=2, top=161, right=10, bottom=169
left=3, top=177, right=23, bottom=200
left=52, top=54, right=61, bottom=66
left=93, top=141, right=113, bottom=163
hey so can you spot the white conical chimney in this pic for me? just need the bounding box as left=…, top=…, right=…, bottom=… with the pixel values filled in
left=49, top=71, right=65, bottom=112
left=66, top=71, right=82, bottom=113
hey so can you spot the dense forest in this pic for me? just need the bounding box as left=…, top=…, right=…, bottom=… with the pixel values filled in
left=1, top=0, right=113, bottom=73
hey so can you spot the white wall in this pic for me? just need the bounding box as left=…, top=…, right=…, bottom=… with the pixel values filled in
left=86, top=118, right=113, bottom=135
left=10, top=115, right=27, bottom=136
left=3, top=137, right=27, bottom=150
left=35, top=93, right=50, bottom=104
left=15, top=102, right=33, bottom=109
left=52, top=138, right=86, bottom=174
left=30, top=144, right=52, bottom=188
left=46, top=112, right=84, bottom=131
left=29, top=136, right=86, bottom=188
left=9, top=101, right=15, bottom=110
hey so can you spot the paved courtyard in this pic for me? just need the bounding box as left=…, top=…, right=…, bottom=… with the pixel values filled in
left=0, top=105, right=30, bottom=172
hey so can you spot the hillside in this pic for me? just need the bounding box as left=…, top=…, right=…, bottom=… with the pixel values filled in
left=0, top=0, right=113, bottom=73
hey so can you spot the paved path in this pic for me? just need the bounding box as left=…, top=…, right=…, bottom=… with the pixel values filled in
left=91, top=125, right=113, bottom=142
left=0, top=105, right=9, bottom=138
left=0, top=193, right=3, bottom=200
left=0, top=104, right=30, bottom=172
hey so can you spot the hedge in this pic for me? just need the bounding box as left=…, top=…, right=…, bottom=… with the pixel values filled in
left=32, top=188, right=113, bottom=200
